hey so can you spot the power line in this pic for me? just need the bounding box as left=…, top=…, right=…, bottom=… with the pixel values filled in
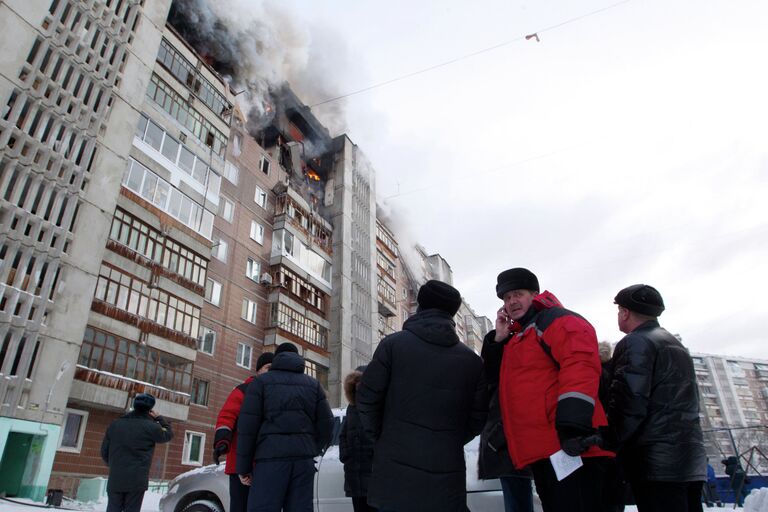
left=310, top=0, right=634, bottom=108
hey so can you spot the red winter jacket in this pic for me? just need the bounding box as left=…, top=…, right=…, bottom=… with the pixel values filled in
left=498, top=291, right=613, bottom=469
left=215, top=376, right=254, bottom=474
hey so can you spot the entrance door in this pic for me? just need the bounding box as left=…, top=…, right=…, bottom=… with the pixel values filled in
left=0, top=432, right=34, bottom=496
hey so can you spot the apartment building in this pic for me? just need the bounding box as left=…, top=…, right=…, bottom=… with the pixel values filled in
left=691, top=352, right=768, bottom=472
left=0, top=0, right=174, bottom=499
left=48, top=23, right=232, bottom=490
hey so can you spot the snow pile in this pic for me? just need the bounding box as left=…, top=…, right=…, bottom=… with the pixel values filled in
left=745, top=487, right=768, bottom=512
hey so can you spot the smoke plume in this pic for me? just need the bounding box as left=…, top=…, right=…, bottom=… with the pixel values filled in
left=168, top=0, right=348, bottom=135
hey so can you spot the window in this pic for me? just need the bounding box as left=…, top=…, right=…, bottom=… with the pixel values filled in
left=205, top=278, right=222, bottom=306
left=242, top=299, right=258, bottom=324
left=246, top=258, right=260, bottom=282
left=270, top=303, right=328, bottom=349
left=232, top=133, right=242, bottom=157
left=237, top=342, right=252, bottom=369
left=223, top=162, right=239, bottom=185
left=161, top=134, right=180, bottom=163
left=254, top=186, right=267, bottom=208
left=182, top=431, right=205, bottom=465
left=58, top=409, right=88, bottom=452
left=250, top=221, right=265, bottom=244
left=79, top=327, right=193, bottom=392
left=211, top=237, right=228, bottom=262
left=190, top=378, right=209, bottom=406
left=259, top=156, right=270, bottom=175
left=219, top=196, right=234, bottom=223
left=197, top=326, right=216, bottom=355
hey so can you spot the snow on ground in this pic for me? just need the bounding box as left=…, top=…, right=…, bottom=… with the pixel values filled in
left=2, top=489, right=767, bottom=511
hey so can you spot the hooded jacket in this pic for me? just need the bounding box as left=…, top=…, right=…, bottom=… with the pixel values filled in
left=496, top=291, right=613, bottom=469
left=607, top=320, right=706, bottom=482
left=101, top=410, right=173, bottom=492
left=357, top=309, right=488, bottom=512
left=235, top=351, right=334, bottom=475
left=214, top=376, right=254, bottom=474
left=339, top=369, right=375, bottom=497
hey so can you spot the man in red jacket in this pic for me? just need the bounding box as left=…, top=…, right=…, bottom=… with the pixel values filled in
left=213, top=351, right=274, bottom=512
left=487, top=268, right=614, bottom=512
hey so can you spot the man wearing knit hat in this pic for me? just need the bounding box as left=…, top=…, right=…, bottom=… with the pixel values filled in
left=484, top=268, right=613, bottom=512
left=606, top=284, right=706, bottom=512
left=357, top=280, right=488, bottom=512
left=236, top=342, right=334, bottom=512
left=213, top=351, right=274, bottom=512
left=101, top=393, right=173, bottom=512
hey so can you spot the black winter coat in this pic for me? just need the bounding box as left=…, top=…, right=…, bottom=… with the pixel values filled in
left=339, top=404, right=374, bottom=497
left=235, top=351, right=334, bottom=475
left=607, top=320, right=706, bottom=482
left=357, top=309, right=488, bottom=512
left=478, top=333, right=530, bottom=480
left=101, top=411, right=173, bottom=492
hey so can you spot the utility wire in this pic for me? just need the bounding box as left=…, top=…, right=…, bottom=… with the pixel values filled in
left=310, top=0, right=634, bottom=107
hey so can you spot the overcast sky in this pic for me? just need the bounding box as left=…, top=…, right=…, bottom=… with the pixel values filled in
left=267, top=0, right=768, bottom=358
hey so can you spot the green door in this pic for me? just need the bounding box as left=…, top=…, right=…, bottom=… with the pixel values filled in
left=0, top=432, right=34, bottom=496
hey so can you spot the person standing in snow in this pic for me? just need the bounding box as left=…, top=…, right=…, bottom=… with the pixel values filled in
left=606, top=284, right=706, bottom=512
left=488, top=268, right=614, bottom=512
left=357, top=280, right=488, bottom=512
left=212, top=351, right=274, bottom=512
left=339, top=366, right=377, bottom=512
left=101, top=393, right=173, bottom=512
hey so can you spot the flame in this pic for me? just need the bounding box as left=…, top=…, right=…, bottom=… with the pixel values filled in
left=306, top=170, right=321, bottom=181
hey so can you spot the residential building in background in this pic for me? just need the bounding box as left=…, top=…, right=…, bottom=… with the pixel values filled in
left=0, top=0, right=173, bottom=499
left=692, top=352, right=768, bottom=473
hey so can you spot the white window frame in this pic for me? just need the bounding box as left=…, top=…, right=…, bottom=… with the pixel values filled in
left=182, top=431, right=206, bottom=466
left=190, top=378, right=210, bottom=406
left=223, top=161, right=239, bottom=185
left=246, top=258, right=260, bottom=282
left=219, top=196, right=234, bottom=223
left=197, top=326, right=216, bottom=355
left=205, top=278, right=222, bottom=306
left=57, top=408, right=89, bottom=453
left=254, top=186, right=267, bottom=208
left=250, top=221, right=265, bottom=244
left=259, top=155, right=270, bottom=176
left=242, top=298, right=258, bottom=324
left=211, top=237, right=228, bottom=262
left=236, top=342, right=252, bottom=369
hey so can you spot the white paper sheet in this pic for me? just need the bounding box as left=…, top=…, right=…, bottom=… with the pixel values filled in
left=549, top=449, right=583, bottom=481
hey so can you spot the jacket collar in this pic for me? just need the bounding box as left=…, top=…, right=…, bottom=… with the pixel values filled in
left=270, top=351, right=306, bottom=373
left=632, top=319, right=661, bottom=332
left=403, top=309, right=459, bottom=347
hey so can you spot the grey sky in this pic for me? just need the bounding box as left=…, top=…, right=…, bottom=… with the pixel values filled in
left=266, top=0, right=768, bottom=358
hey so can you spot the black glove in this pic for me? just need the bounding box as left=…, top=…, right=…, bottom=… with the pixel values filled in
left=213, top=441, right=229, bottom=464
left=560, top=434, right=603, bottom=457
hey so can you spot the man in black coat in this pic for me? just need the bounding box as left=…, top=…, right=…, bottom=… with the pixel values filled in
left=357, top=280, right=488, bottom=512
left=236, top=342, right=334, bottom=512
left=101, top=393, right=173, bottom=512
left=606, top=284, right=707, bottom=512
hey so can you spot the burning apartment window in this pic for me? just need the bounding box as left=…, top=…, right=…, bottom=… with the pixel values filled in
left=236, top=342, right=252, bottom=369
left=250, top=221, right=265, bottom=244
left=182, top=431, right=205, bottom=466
left=242, top=299, right=258, bottom=324
left=254, top=186, right=267, bottom=208
left=58, top=408, right=88, bottom=452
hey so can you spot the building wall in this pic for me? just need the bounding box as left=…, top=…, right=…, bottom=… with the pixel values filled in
left=0, top=0, right=172, bottom=499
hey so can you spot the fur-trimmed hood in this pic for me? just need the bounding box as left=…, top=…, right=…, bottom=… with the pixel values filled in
left=344, top=370, right=363, bottom=405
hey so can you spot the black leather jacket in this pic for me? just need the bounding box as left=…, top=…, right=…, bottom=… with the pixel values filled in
left=607, top=320, right=706, bottom=482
